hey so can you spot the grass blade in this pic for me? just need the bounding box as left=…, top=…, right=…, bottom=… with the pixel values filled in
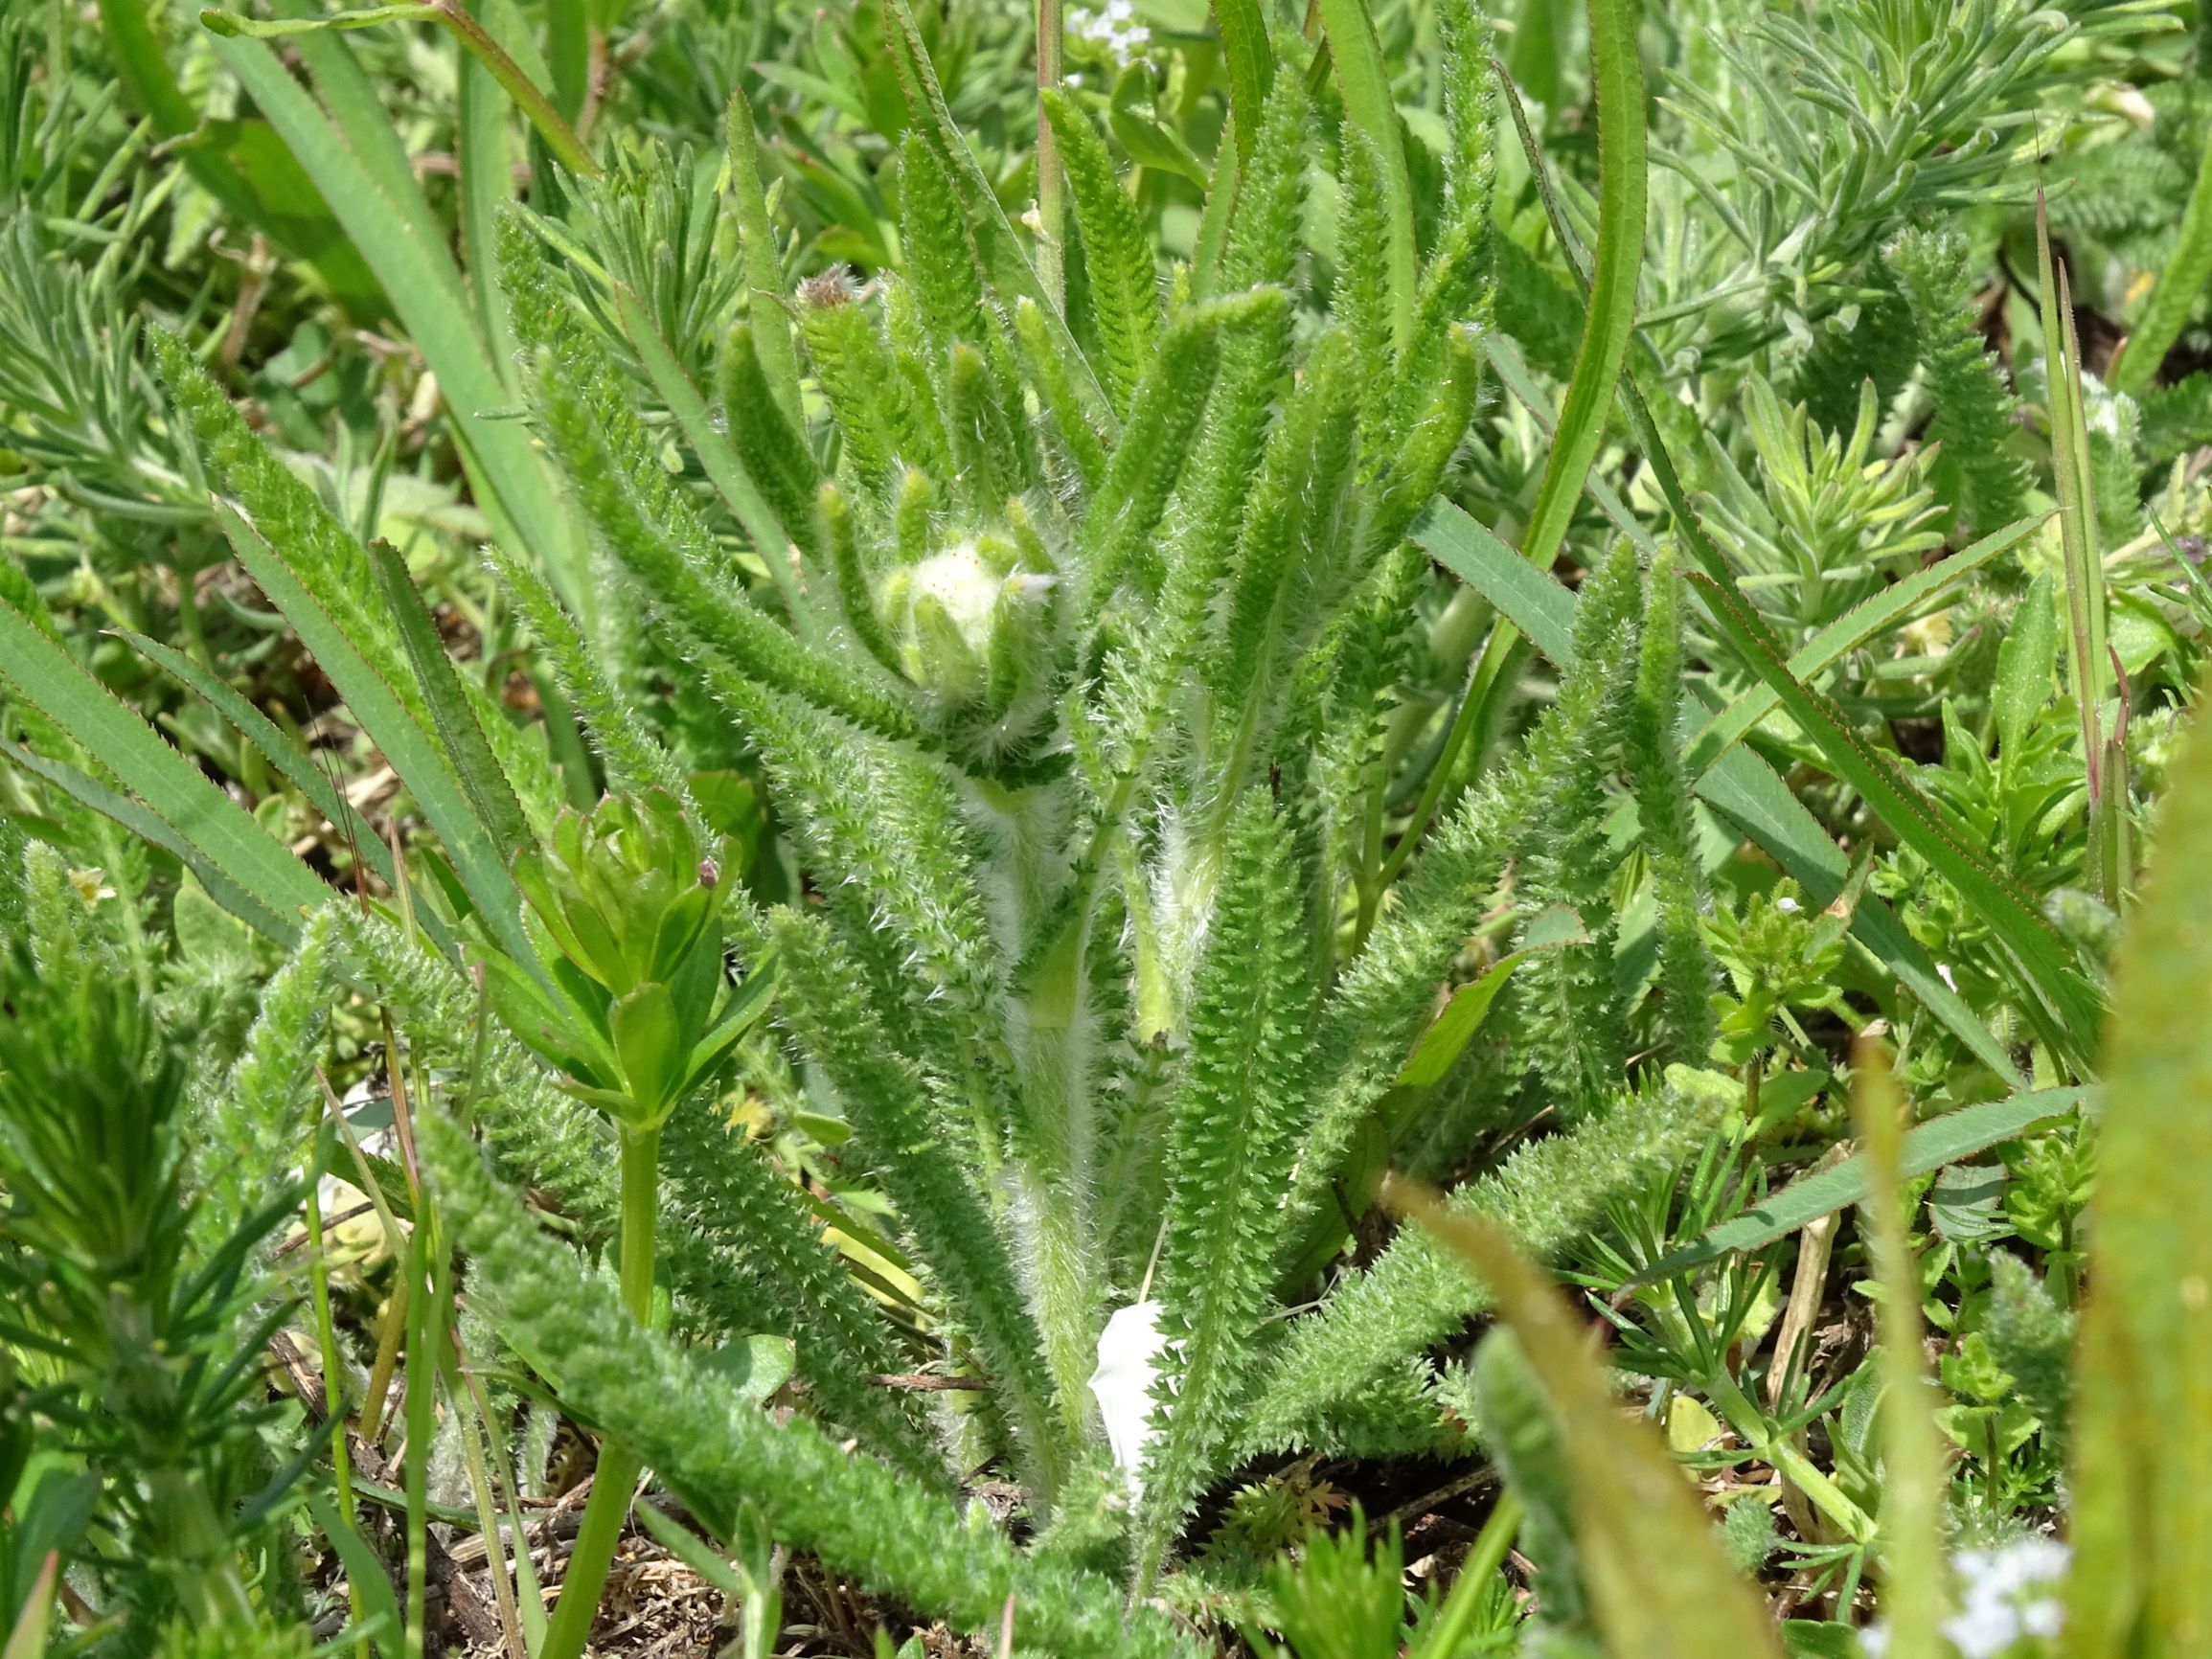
left=1685, top=569, right=2102, bottom=1071
left=2035, top=195, right=2121, bottom=898
left=1510, top=0, right=1645, bottom=579
left=211, top=500, right=541, bottom=974
left=0, top=599, right=329, bottom=937
left=1, top=1553, right=57, bottom=1659
left=212, top=32, right=585, bottom=605
left=116, top=628, right=392, bottom=898
left=97, top=0, right=389, bottom=320
left=725, top=88, right=803, bottom=429
left=307, top=1489, right=405, bottom=1656
left=1631, top=1084, right=2090, bottom=1285
left=0, top=738, right=293, bottom=942
left=2066, top=676, right=2212, bottom=1657
left=1412, top=500, right=1575, bottom=659
left=1679, top=513, right=2048, bottom=777
left=455, top=4, right=518, bottom=380
left=366, top=538, right=534, bottom=862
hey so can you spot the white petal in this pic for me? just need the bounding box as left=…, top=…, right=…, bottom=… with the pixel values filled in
left=1090, top=1301, right=1169, bottom=1491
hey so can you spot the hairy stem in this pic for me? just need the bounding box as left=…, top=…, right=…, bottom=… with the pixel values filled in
left=539, top=1125, right=660, bottom=1659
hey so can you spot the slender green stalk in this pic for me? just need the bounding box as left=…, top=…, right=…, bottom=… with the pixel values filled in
left=1416, top=1493, right=1521, bottom=1657
left=1037, top=0, right=1064, bottom=304
left=1853, top=1040, right=1946, bottom=1651
left=402, top=1207, right=435, bottom=1658
left=446, top=1334, right=529, bottom=1659
left=617, top=1125, right=661, bottom=1321
left=304, top=1170, right=370, bottom=1659
left=435, top=0, right=598, bottom=175
left=538, top=1125, right=661, bottom=1659
left=199, top=0, right=601, bottom=178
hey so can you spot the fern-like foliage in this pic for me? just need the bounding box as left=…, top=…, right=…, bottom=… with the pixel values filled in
left=1888, top=222, right=2030, bottom=535
left=656, top=1102, right=948, bottom=1483
left=1133, top=790, right=1315, bottom=1589
left=1625, top=554, right=1719, bottom=1065
left=1243, top=1068, right=1737, bottom=1452
left=185, top=907, right=337, bottom=1256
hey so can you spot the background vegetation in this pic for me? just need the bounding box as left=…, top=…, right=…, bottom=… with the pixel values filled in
left=4, top=0, right=2212, bottom=1649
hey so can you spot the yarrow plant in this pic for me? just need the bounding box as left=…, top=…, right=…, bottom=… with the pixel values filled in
left=9, top=0, right=2212, bottom=1648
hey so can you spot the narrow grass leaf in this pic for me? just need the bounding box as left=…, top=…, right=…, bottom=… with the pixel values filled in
left=1680, top=514, right=2048, bottom=776
left=0, top=738, right=294, bottom=942
left=1511, top=0, right=1644, bottom=579
left=212, top=33, right=582, bottom=603
left=366, top=539, right=533, bottom=862
left=212, top=501, right=540, bottom=973
left=100, top=0, right=387, bottom=319
left=1634, top=1085, right=2091, bottom=1284
left=725, top=87, right=803, bottom=428
left=0, top=599, right=328, bottom=935
left=2066, top=676, right=2212, bottom=1657
left=1684, top=570, right=2102, bottom=1070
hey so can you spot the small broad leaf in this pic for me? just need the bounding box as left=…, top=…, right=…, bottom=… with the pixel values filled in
left=306, top=1491, right=405, bottom=1658
left=696, top=1333, right=798, bottom=1404
left=1393, top=948, right=1540, bottom=1091
left=1993, top=571, right=2059, bottom=764
left=609, top=980, right=687, bottom=1125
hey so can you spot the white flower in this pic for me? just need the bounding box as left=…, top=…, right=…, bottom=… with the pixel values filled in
left=1942, top=1538, right=2068, bottom=1659
left=1069, top=0, right=1151, bottom=64
left=1090, top=1300, right=1168, bottom=1494
left=1859, top=1537, right=2067, bottom=1659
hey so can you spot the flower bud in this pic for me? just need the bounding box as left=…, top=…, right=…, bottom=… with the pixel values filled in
left=486, top=789, right=765, bottom=1131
